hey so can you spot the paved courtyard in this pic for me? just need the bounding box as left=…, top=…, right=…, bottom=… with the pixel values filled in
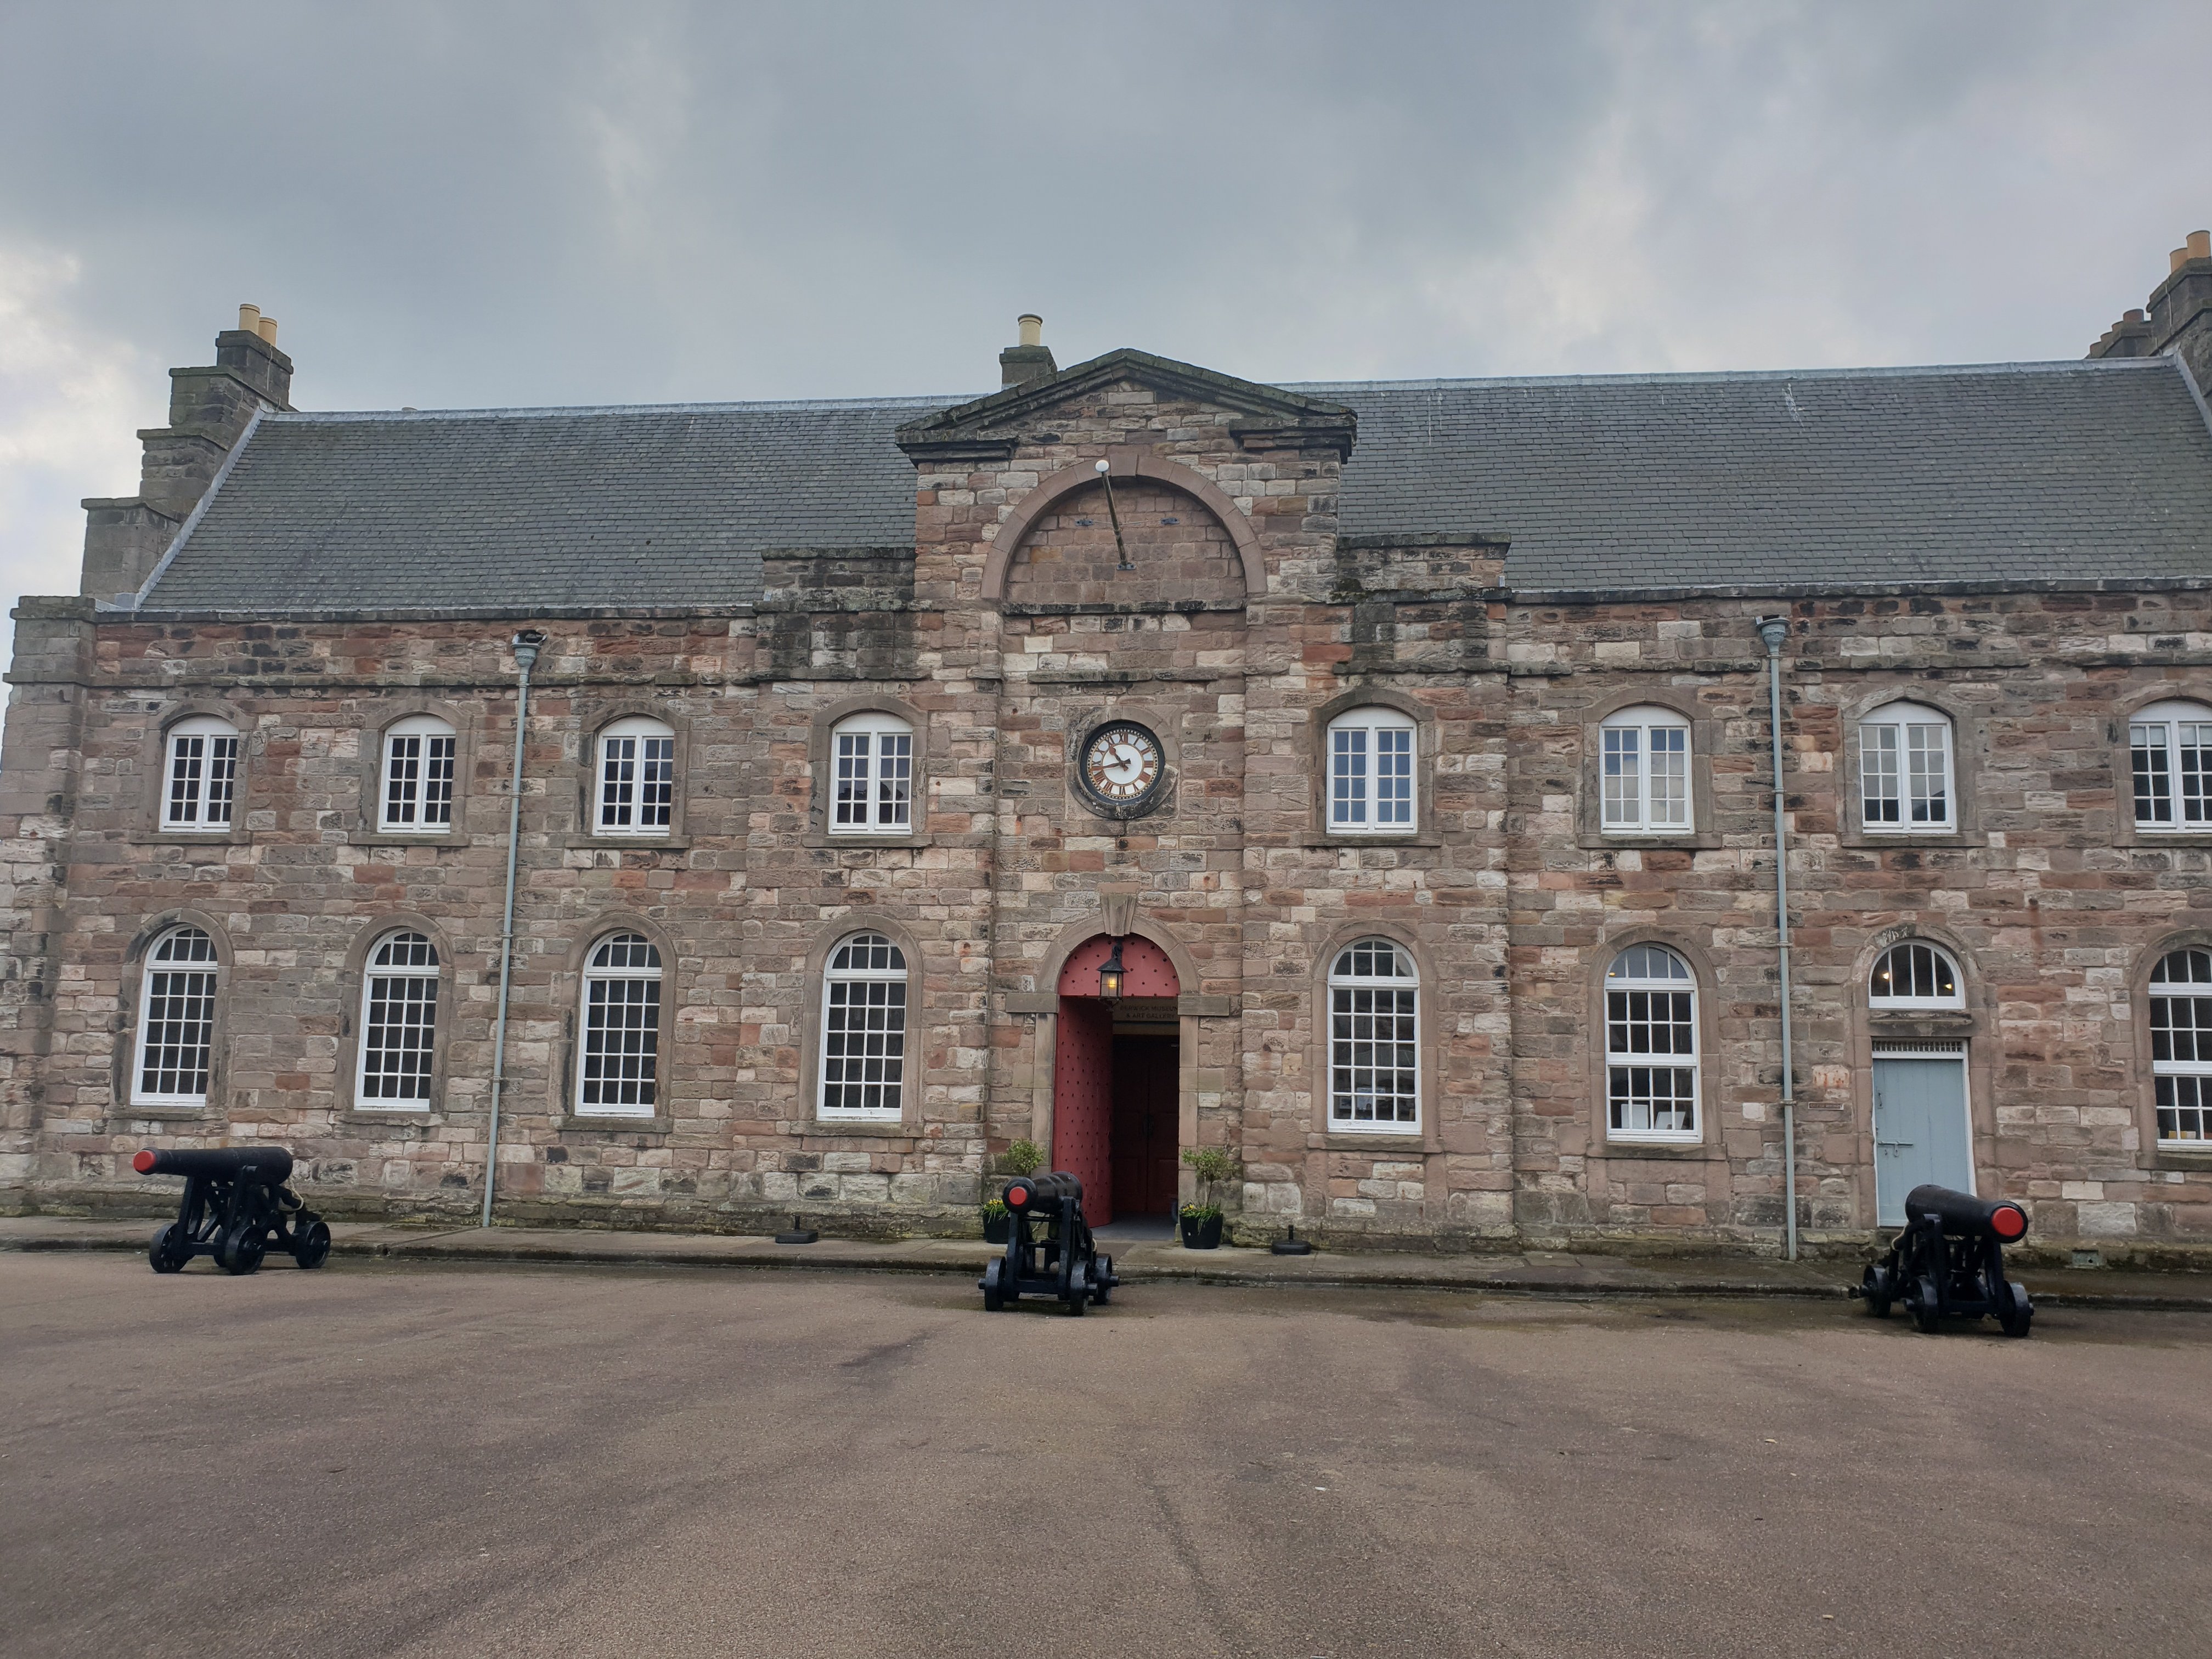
left=5, top=1253, right=2208, bottom=1658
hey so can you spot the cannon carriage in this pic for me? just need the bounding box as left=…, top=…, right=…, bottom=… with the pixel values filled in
left=134, top=1147, right=331, bottom=1275
left=979, top=1171, right=1119, bottom=1315
left=1857, top=1183, right=2033, bottom=1336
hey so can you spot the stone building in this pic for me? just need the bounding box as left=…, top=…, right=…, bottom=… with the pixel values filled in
left=5, top=246, right=2212, bottom=1258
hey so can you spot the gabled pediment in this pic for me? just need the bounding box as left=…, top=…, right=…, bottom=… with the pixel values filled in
left=895, top=347, right=1356, bottom=463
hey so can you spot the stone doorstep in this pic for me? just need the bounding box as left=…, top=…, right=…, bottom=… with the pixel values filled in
left=5, top=1216, right=2211, bottom=1310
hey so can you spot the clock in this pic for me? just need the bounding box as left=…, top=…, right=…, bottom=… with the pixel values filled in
left=1080, top=722, right=1165, bottom=810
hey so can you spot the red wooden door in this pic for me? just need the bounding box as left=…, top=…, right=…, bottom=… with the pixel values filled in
left=1052, top=997, right=1115, bottom=1225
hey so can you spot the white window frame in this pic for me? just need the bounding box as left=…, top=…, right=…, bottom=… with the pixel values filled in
left=1600, top=706, right=1692, bottom=833
left=1859, top=701, right=1955, bottom=833
left=1605, top=945, right=1699, bottom=1143
left=1327, top=938, right=1421, bottom=1134
left=133, top=926, right=219, bottom=1107
left=2150, top=947, right=2212, bottom=1146
left=161, top=716, right=241, bottom=832
left=1867, top=941, right=1964, bottom=1012
left=378, top=715, right=458, bottom=833
left=1327, top=707, right=1418, bottom=835
left=828, top=714, right=915, bottom=835
left=357, top=931, right=441, bottom=1110
left=577, top=934, right=663, bottom=1116
left=594, top=716, right=675, bottom=838
left=2130, top=700, right=2212, bottom=832
left=819, top=933, right=910, bottom=1121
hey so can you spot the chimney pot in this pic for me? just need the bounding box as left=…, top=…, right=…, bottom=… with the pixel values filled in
left=2173, top=247, right=2192, bottom=274
left=2190, top=229, right=2211, bottom=262
left=256, top=315, right=279, bottom=345
left=238, top=302, right=261, bottom=334
left=1018, top=313, right=1043, bottom=348
left=2126, top=308, right=2146, bottom=323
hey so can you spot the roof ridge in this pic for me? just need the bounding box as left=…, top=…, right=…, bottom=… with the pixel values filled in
left=272, top=393, right=980, bottom=422
left=1291, top=359, right=2164, bottom=394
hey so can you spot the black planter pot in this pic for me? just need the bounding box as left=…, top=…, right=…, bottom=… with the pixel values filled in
left=1180, top=1211, right=1223, bottom=1250
left=982, top=1214, right=1011, bottom=1244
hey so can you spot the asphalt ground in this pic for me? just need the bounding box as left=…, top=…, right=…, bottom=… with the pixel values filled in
left=4, top=1254, right=2208, bottom=1659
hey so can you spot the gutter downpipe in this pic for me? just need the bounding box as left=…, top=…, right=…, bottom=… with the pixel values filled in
left=1757, top=617, right=1799, bottom=1262
left=481, top=630, right=545, bottom=1229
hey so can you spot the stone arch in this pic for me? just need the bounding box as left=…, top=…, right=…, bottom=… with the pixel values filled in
left=1036, top=909, right=1201, bottom=998
left=980, top=451, right=1266, bottom=601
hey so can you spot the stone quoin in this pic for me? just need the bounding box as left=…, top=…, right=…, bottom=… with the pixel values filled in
left=5, top=253, right=2212, bottom=1258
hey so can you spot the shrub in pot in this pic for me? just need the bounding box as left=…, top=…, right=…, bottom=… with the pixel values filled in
left=980, top=1197, right=1011, bottom=1244
left=982, top=1141, right=1041, bottom=1243
left=1178, top=1146, right=1238, bottom=1250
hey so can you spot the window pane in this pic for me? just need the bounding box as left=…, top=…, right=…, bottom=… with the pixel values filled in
left=385, top=734, right=422, bottom=825
left=878, top=730, right=912, bottom=828
left=581, top=976, right=660, bottom=1107
left=1861, top=724, right=1900, bottom=823
left=822, top=979, right=907, bottom=1114
left=1331, top=728, right=1367, bottom=825
left=1649, top=726, right=1689, bottom=828
left=1328, top=984, right=1417, bottom=1124
left=423, top=734, right=455, bottom=825
left=2133, top=721, right=2173, bottom=825
left=2182, top=722, right=2211, bottom=826
left=2158, top=1075, right=2209, bottom=1142
left=599, top=736, right=636, bottom=827
left=1906, top=723, right=1948, bottom=824
left=1375, top=727, right=1413, bottom=825
left=139, top=968, right=216, bottom=1099
left=639, top=737, right=675, bottom=827
left=1609, top=1064, right=1697, bottom=1133
left=362, top=972, right=437, bottom=1103
left=1602, top=726, right=1640, bottom=826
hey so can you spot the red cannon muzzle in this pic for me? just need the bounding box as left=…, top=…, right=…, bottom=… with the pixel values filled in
left=1989, top=1201, right=2028, bottom=1242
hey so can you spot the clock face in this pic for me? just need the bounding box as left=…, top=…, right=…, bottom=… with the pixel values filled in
left=1081, top=723, right=1164, bottom=806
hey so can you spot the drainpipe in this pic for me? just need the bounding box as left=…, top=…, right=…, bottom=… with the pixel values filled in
left=1757, top=617, right=1798, bottom=1262
left=481, top=629, right=545, bottom=1229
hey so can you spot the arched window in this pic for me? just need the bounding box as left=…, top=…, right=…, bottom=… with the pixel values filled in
left=820, top=933, right=909, bottom=1120
left=830, top=714, right=914, bottom=834
left=577, top=934, right=663, bottom=1115
left=1868, top=941, right=1963, bottom=1011
left=595, top=716, right=675, bottom=836
left=1328, top=939, right=1419, bottom=1131
left=133, top=926, right=219, bottom=1106
left=2130, top=701, right=2212, bottom=830
left=1605, top=945, right=1698, bottom=1141
left=1600, top=706, right=1692, bottom=832
left=379, top=715, right=457, bottom=832
left=2149, top=947, right=2212, bottom=1144
left=1327, top=707, right=1417, bottom=833
left=358, top=931, right=439, bottom=1108
left=1859, top=701, right=1954, bottom=832
left=162, top=716, right=240, bottom=831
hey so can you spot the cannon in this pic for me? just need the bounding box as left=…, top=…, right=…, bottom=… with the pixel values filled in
left=134, top=1147, right=331, bottom=1276
left=1855, top=1183, right=2032, bottom=1336
left=979, top=1171, right=1119, bottom=1315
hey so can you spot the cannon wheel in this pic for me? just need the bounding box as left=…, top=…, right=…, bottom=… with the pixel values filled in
left=148, top=1223, right=189, bottom=1274
left=1064, top=1268, right=1088, bottom=1316
left=1910, top=1276, right=1943, bottom=1333
left=1997, top=1281, right=2033, bottom=1339
left=1091, top=1254, right=1114, bottom=1306
left=980, top=1258, right=1005, bottom=1312
left=295, top=1219, right=332, bottom=1270
left=217, top=1220, right=267, bottom=1276
left=1859, top=1263, right=1892, bottom=1318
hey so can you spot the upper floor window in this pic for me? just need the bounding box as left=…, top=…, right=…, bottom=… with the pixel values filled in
left=831, top=714, right=914, bottom=834
left=380, top=715, right=457, bottom=833
left=1605, top=945, right=1698, bottom=1142
left=134, top=925, right=219, bottom=1106
left=1860, top=701, right=1954, bottom=832
left=1328, top=938, right=1420, bottom=1132
left=1869, top=941, right=1963, bottom=1011
left=359, top=931, right=440, bottom=1109
left=820, top=933, right=909, bottom=1120
left=595, top=716, right=675, bottom=837
left=1601, top=707, right=1691, bottom=832
left=578, top=933, right=662, bottom=1115
left=1328, top=708, right=1416, bottom=834
left=2130, top=701, right=2211, bottom=831
left=163, top=717, right=240, bottom=832
left=2150, top=947, right=2212, bottom=1146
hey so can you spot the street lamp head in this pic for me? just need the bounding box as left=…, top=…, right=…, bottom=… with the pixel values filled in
left=1098, top=935, right=1126, bottom=1001
left=1094, top=458, right=1110, bottom=475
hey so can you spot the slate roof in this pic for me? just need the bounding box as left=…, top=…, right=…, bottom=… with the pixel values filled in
left=136, top=356, right=2212, bottom=613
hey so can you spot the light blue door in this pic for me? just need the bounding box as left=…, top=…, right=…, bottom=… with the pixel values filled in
left=1872, top=1056, right=1973, bottom=1226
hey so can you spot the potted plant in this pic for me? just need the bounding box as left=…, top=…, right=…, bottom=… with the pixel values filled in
left=983, top=1139, right=1044, bottom=1242
left=1179, top=1146, right=1238, bottom=1249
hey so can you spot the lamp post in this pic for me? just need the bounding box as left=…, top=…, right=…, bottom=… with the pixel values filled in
left=1094, top=458, right=1135, bottom=571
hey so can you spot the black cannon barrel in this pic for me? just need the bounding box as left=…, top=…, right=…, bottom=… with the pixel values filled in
left=1904, top=1183, right=2027, bottom=1242
left=133, top=1146, right=295, bottom=1184
left=1003, top=1171, right=1082, bottom=1211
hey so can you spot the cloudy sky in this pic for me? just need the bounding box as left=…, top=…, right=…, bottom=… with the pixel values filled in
left=3, top=1, right=2209, bottom=657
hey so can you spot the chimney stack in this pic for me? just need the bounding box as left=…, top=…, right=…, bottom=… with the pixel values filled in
left=999, top=313, right=1057, bottom=388
left=2089, top=230, right=2212, bottom=388
left=78, top=304, right=297, bottom=602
